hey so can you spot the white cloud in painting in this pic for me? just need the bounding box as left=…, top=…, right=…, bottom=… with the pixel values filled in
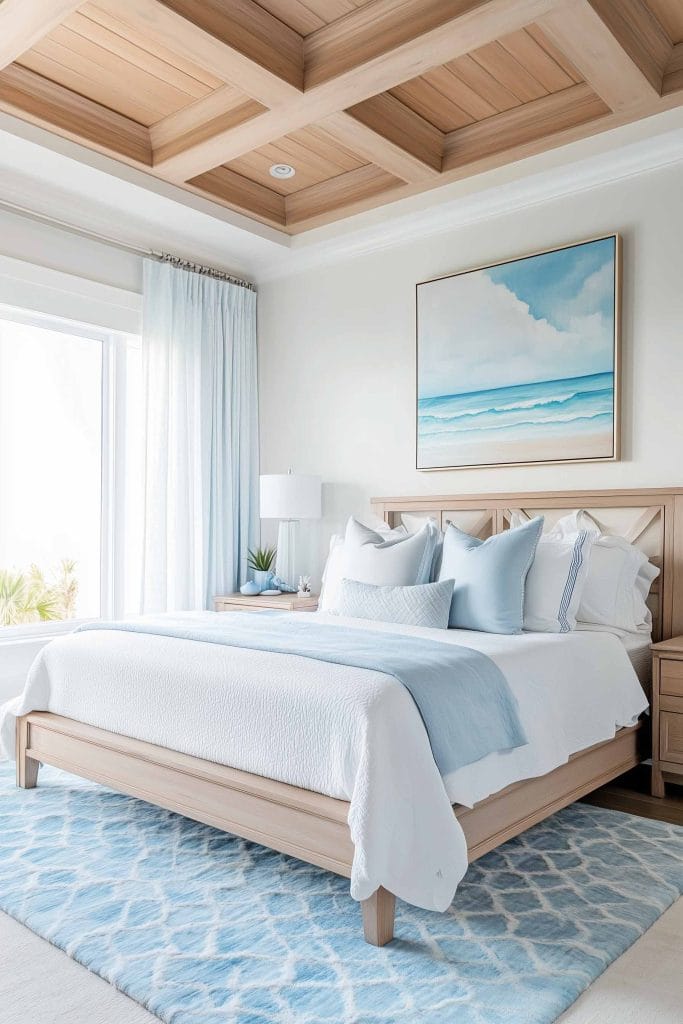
left=418, top=263, right=614, bottom=400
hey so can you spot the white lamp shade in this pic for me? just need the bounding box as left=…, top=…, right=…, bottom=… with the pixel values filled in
left=260, top=474, right=321, bottom=520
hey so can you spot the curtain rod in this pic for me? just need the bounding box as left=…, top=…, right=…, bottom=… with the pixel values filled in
left=0, top=197, right=256, bottom=292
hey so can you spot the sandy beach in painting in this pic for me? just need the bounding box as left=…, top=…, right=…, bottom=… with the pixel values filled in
left=419, top=432, right=612, bottom=469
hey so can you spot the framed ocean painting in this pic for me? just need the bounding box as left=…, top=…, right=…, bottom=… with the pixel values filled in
left=416, top=235, right=621, bottom=470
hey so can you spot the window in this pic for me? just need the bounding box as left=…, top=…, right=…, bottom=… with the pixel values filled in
left=0, top=306, right=142, bottom=637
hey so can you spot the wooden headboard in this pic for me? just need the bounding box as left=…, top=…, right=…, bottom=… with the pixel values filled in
left=371, top=488, right=683, bottom=643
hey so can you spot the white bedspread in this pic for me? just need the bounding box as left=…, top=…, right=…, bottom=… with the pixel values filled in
left=0, top=613, right=647, bottom=911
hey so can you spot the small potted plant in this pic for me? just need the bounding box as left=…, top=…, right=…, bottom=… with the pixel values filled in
left=247, top=545, right=277, bottom=593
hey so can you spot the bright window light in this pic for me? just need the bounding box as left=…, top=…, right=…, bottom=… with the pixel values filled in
left=0, top=306, right=142, bottom=636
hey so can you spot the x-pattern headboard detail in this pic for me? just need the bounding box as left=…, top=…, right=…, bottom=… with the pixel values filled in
left=371, top=488, right=683, bottom=643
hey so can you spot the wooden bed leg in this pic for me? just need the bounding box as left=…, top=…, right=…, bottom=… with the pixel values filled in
left=362, top=887, right=395, bottom=946
left=16, top=716, right=39, bottom=789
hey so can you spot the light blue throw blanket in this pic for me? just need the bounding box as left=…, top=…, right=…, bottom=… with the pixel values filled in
left=76, top=613, right=528, bottom=775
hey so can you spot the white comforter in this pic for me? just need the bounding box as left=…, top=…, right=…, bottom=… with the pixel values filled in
left=0, top=613, right=648, bottom=911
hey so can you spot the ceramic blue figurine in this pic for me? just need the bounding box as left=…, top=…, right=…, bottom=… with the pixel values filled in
left=271, top=575, right=297, bottom=594
left=240, top=580, right=261, bottom=596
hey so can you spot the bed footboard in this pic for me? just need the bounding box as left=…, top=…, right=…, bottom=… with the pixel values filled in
left=14, top=711, right=642, bottom=947
left=17, top=711, right=396, bottom=944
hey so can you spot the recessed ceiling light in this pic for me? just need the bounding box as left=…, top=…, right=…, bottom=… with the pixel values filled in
left=269, top=163, right=296, bottom=179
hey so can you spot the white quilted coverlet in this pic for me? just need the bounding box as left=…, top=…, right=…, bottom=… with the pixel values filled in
left=0, top=613, right=647, bottom=912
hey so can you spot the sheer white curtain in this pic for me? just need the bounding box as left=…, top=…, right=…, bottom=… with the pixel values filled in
left=139, top=258, right=258, bottom=612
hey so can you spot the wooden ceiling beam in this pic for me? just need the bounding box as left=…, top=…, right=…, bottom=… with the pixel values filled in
left=0, top=0, right=85, bottom=70
left=0, top=64, right=151, bottom=164
left=303, top=0, right=559, bottom=91
left=323, top=96, right=443, bottom=183
left=151, top=0, right=558, bottom=182
left=152, top=96, right=267, bottom=167
left=539, top=0, right=671, bottom=113
left=107, top=0, right=304, bottom=107
left=663, top=43, right=683, bottom=97
left=443, top=83, right=609, bottom=171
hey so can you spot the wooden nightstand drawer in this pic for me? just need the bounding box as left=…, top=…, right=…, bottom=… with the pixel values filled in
left=660, top=712, right=683, bottom=764
left=661, top=659, right=683, bottom=698
left=214, top=593, right=318, bottom=613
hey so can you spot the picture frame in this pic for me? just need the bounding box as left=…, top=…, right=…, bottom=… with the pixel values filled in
left=415, top=234, right=621, bottom=471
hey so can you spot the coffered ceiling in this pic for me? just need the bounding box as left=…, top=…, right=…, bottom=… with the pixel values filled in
left=1, top=0, right=682, bottom=235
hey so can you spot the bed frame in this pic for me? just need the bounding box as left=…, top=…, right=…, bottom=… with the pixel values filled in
left=16, top=487, right=683, bottom=946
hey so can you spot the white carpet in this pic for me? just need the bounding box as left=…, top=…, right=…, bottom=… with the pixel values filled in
left=558, top=897, right=683, bottom=1023
left=0, top=912, right=158, bottom=1024
left=2, top=900, right=682, bottom=1023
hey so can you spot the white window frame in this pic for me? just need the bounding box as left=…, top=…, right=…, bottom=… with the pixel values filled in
left=0, top=303, right=138, bottom=642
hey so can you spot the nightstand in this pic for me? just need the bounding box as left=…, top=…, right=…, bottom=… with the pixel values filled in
left=214, top=592, right=318, bottom=613
left=651, top=636, right=683, bottom=796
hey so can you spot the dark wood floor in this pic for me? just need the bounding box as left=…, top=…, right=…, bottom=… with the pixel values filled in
left=582, top=764, right=683, bottom=826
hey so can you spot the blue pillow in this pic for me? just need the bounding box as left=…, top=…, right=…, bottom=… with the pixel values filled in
left=336, top=577, right=455, bottom=629
left=439, top=517, right=544, bottom=633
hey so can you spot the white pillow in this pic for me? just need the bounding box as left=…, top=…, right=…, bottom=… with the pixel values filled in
left=548, top=510, right=659, bottom=634
left=522, top=531, right=594, bottom=633
left=319, top=534, right=344, bottom=612
left=336, top=578, right=454, bottom=629
left=401, top=513, right=443, bottom=579
left=401, top=513, right=439, bottom=533
left=319, top=521, right=406, bottom=612
left=321, top=517, right=440, bottom=613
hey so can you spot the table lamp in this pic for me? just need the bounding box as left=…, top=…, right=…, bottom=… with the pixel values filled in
left=259, top=471, right=322, bottom=586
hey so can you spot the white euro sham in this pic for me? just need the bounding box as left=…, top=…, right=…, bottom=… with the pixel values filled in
left=550, top=510, right=659, bottom=634
left=321, top=517, right=440, bottom=612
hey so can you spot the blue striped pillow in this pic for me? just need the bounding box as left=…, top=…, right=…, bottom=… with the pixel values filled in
left=523, top=529, right=594, bottom=633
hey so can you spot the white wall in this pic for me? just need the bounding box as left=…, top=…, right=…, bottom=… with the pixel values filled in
left=258, top=162, right=683, bottom=581
left=0, top=208, right=141, bottom=293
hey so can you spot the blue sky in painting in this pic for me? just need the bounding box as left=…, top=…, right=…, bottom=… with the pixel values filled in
left=486, top=237, right=615, bottom=329
left=417, top=236, right=617, bottom=399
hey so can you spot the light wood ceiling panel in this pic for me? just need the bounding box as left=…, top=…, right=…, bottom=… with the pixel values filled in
left=286, top=164, right=400, bottom=224
left=390, top=27, right=584, bottom=132
left=80, top=2, right=225, bottom=90
left=0, top=63, right=151, bottom=163
left=16, top=6, right=227, bottom=126
left=0, top=0, right=682, bottom=234
left=254, top=0, right=373, bottom=36
left=226, top=124, right=366, bottom=194
left=645, top=0, right=683, bottom=43
left=188, top=166, right=287, bottom=225
left=0, top=0, right=84, bottom=70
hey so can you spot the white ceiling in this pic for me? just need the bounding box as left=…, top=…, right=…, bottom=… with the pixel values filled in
left=1, top=104, right=683, bottom=287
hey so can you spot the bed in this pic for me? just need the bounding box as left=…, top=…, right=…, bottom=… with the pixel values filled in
left=5, top=487, right=683, bottom=946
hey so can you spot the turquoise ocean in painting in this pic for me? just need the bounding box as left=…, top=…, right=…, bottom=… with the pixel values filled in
left=418, top=371, right=614, bottom=452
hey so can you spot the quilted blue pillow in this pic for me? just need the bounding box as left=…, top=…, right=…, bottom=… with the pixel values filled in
left=439, top=517, right=544, bottom=633
left=336, top=578, right=455, bottom=629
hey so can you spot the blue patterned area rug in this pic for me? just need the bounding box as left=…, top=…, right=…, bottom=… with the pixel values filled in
left=2, top=764, right=683, bottom=1024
